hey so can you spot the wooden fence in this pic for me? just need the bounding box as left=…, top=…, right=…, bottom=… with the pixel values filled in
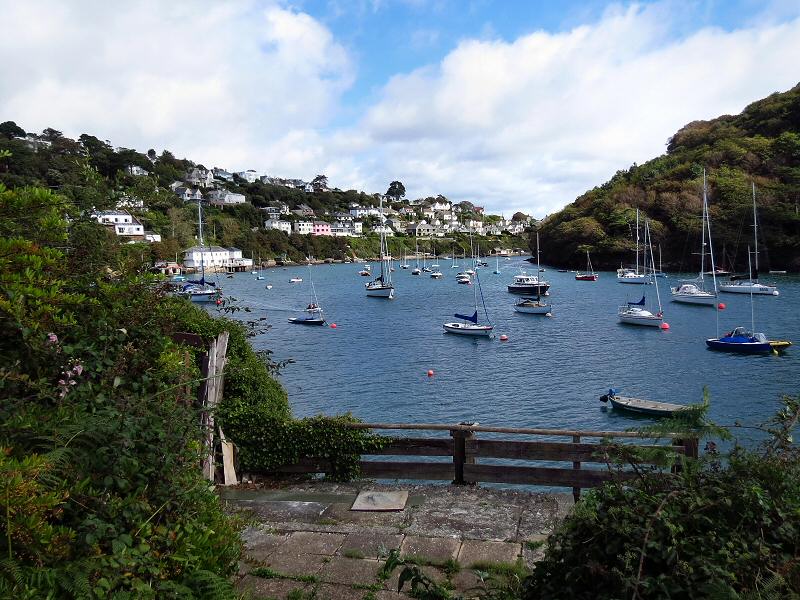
left=275, top=422, right=698, bottom=501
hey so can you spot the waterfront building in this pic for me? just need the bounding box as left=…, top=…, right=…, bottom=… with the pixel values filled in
left=264, top=219, right=292, bottom=235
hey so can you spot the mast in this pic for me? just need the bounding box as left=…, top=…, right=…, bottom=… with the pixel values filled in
left=752, top=182, right=759, bottom=280
left=635, top=208, right=640, bottom=275
left=700, top=170, right=707, bottom=287
left=197, top=200, right=205, bottom=283
left=536, top=232, right=542, bottom=302
left=646, top=220, right=662, bottom=313
left=705, top=171, right=718, bottom=294
left=747, top=245, right=755, bottom=332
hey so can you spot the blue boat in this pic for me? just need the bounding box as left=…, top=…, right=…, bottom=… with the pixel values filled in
left=705, top=328, right=782, bottom=354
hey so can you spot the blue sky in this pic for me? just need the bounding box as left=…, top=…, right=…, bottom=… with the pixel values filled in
left=2, top=0, right=799, bottom=215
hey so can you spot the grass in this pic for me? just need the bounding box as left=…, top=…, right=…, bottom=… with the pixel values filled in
left=343, top=548, right=366, bottom=560
left=251, top=567, right=320, bottom=584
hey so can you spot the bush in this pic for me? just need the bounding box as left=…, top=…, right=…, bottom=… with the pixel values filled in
left=523, top=397, right=800, bottom=599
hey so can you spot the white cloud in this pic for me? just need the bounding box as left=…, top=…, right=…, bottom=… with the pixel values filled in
left=351, top=3, right=800, bottom=215
left=1, top=1, right=799, bottom=217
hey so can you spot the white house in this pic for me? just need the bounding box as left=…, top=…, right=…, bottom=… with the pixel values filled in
left=92, top=210, right=145, bottom=238
left=126, top=165, right=149, bottom=176
left=207, top=189, right=246, bottom=206
left=213, top=168, right=234, bottom=182
left=406, top=223, right=436, bottom=237
left=144, top=231, right=162, bottom=243
left=175, top=187, right=203, bottom=202
left=183, top=246, right=253, bottom=270
left=264, top=219, right=292, bottom=235
left=431, top=199, right=451, bottom=212
left=235, top=170, right=259, bottom=183
left=371, top=224, right=394, bottom=237
left=349, top=205, right=380, bottom=218
left=293, top=221, right=313, bottom=235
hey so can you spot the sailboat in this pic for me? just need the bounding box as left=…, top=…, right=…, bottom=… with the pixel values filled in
left=718, top=183, right=779, bottom=296
left=451, top=244, right=460, bottom=268
left=672, top=171, right=718, bottom=305
left=515, top=233, right=551, bottom=315
left=707, top=246, right=790, bottom=353
left=493, top=257, right=501, bottom=275
left=617, top=209, right=652, bottom=284
left=575, top=250, right=598, bottom=281
left=444, top=262, right=493, bottom=336
left=431, top=248, right=440, bottom=269
left=618, top=220, right=665, bottom=327
left=421, top=244, right=432, bottom=273
left=365, top=195, right=395, bottom=298
left=411, top=238, right=421, bottom=275
left=289, top=263, right=326, bottom=325
left=179, top=201, right=222, bottom=303
left=400, top=248, right=409, bottom=269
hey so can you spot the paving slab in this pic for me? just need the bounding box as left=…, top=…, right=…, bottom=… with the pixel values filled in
left=320, top=502, right=408, bottom=530
left=236, top=574, right=309, bottom=599
left=352, top=490, right=409, bottom=511
left=400, top=535, right=460, bottom=563
left=457, top=540, right=522, bottom=568
left=450, top=569, right=484, bottom=594
left=243, top=532, right=290, bottom=561
left=260, top=551, right=329, bottom=578
left=339, top=532, right=404, bottom=559
left=281, top=531, right=347, bottom=555
left=232, top=499, right=330, bottom=522
left=318, top=557, right=384, bottom=586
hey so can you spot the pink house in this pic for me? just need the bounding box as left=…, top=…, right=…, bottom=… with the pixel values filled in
left=312, top=221, right=332, bottom=236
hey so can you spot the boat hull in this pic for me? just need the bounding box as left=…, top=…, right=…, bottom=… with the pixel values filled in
left=671, top=293, right=717, bottom=306
left=186, top=292, right=220, bottom=303
left=706, top=338, right=773, bottom=353
left=608, top=396, right=686, bottom=417
left=719, top=283, right=779, bottom=296
left=365, top=285, right=394, bottom=298
left=507, top=284, right=550, bottom=295
left=288, top=317, right=326, bottom=326
left=618, top=314, right=663, bottom=327
left=514, top=303, right=551, bottom=314
left=617, top=275, right=652, bottom=284
left=443, top=323, right=493, bottom=336
left=575, top=274, right=598, bottom=281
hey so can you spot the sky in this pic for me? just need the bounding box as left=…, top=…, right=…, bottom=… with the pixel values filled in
left=1, top=1, right=799, bottom=217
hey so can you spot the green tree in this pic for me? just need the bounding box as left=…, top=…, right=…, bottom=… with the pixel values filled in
left=386, top=180, right=406, bottom=201
left=0, top=121, right=25, bottom=139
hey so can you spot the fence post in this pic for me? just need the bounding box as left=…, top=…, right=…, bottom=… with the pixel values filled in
left=451, top=428, right=465, bottom=485
left=572, top=435, right=581, bottom=502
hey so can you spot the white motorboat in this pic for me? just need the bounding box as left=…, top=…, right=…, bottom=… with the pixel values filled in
left=456, top=273, right=471, bottom=284
left=290, top=277, right=303, bottom=283
left=430, top=270, right=443, bottom=279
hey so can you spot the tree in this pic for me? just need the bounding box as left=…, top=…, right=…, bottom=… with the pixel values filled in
left=0, top=121, right=25, bottom=139
left=41, top=127, right=63, bottom=142
left=386, top=181, right=406, bottom=202
left=147, top=148, right=157, bottom=161
left=512, top=211, right=528, bottom=222
left=312, top=174, right=328, bottom=192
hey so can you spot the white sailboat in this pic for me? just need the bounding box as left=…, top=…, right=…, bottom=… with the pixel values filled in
left=718, top=183, right=779, bottom=296
left=411, top=238, right=421, bottom=275
left=515, top=233, right=551, bottom=315
left=400, top=248, right=409, bottom=269
left=618, top=220, right=665, bottom=327
left=451, top=244, right=460, bottom=268
left=672, top=170, right=718, bottom=306
left=365, top=195, right=395, bottom=298
left=493, top=257, right=501, bottom=275
left=617, top=208, right=652, bottom=284
left=179, top=201, right=222, bottom=303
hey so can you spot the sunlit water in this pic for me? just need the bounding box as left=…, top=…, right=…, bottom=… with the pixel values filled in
left=214, top=258, right=799, bottom=442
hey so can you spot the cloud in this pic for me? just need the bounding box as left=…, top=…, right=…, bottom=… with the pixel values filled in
left=0, top=0, right=352, bottom=169
left=351, top=3, right=800, bottom=215
left=1, top=1, right=799, bottom=217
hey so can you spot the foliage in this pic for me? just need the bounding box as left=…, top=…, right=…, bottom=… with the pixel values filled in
left=536, top=83, right=800, bottom=270
left=0, top=185, right=243, bottom=598
left=522, top=395, right=800, bottom=600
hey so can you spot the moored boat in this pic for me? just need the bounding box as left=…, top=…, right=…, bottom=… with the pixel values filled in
left=599, top=390, right=689, bottom=417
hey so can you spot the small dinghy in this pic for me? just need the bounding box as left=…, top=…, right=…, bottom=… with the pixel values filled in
left=599, top=389, right=688, bottom=417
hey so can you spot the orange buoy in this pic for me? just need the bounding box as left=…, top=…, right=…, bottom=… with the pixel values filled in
left=330, top=323, right=337, bottom=328
left=660, top=322, right=670, bottom=330
left=216, top=299, right=222, bottom=305
left=717, top=302, right=726, bottom=310
left=499, top=334, right=509, bottom=341
left=427, top=370, right=434, bottom=377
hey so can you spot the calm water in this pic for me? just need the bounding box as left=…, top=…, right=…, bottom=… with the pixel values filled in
left=217, top=258, right=799, bottom=440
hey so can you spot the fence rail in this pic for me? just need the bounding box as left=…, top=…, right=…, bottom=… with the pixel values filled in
left=271, top=422, right=698, bottom=501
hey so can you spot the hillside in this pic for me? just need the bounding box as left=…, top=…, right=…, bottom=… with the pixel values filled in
left=0, top=126, right=528, bottom=265
left=534, top=83, right=800, bottom=272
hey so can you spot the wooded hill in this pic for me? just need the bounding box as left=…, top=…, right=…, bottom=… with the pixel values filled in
left=533, top=83, right=800, bottom=272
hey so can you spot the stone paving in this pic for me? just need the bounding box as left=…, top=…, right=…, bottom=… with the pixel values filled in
left=224, top=482, right=572, bottom=599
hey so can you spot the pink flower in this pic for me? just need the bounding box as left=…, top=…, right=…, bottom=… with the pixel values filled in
left=58, top=379, right=66, bottom=386
left=73, top=364, right=83, bottom=376
left=47, top=333, right=58, bottom=345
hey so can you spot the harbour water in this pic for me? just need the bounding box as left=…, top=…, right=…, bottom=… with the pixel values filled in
left=219, top=258, right=798, bottom=441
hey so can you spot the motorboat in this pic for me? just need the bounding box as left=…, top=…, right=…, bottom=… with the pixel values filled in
left=507, top=273, right=550, bottom=295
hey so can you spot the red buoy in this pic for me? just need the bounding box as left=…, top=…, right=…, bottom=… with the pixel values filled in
left=216, top=299, right=222, bottom=305
left=427, top=369, right=434, bottom=377
left=330, top=323, right=337, bottom=328
left=499, top=334, right=509, bottom=341
left=717, top=302, right=726, bottom=310
left=660, top=322, right=670, bottom=330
